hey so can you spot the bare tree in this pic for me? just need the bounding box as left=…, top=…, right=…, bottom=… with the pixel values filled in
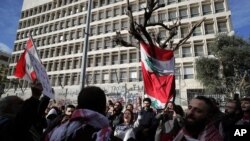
left=114, top=0, right=205, bottom=51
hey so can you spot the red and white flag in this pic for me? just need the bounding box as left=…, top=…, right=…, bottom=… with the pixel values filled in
left=140, top=42, right=175, bottom=108
left=14, top=37, right=40, bottom=82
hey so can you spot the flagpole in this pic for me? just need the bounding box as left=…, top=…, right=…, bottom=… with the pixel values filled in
left=80, top=0, right=92, bottom=90
left=29, top=33, right=42, bottom=62
left=172, top=52, right=176, bottom=103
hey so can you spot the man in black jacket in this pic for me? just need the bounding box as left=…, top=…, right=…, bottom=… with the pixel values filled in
left=134, top=98, right=158, bottom=141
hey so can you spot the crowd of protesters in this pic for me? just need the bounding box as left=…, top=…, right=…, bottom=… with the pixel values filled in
left=0, top=83, right=250, bottom=141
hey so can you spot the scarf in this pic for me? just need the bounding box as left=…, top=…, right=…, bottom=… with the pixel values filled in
left=173, top=122, right=223, bottom=141
left=46, top=109, right=112, bottom=141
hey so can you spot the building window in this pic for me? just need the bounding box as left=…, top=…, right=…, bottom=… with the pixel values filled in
left=205, top=23, right=214, bottom=34
left=215, top=2, right=224, bottom=13
left=180, top=26, right=188, bottom=38
left=207, top=41, right=213, bottom=55
left=106, top=10, right=112, bottom=18
left=182, top=46, right=192, bottom=57
left=121, top=20, right=128, bottom=30
left=194, top=45, right=204, bottom=56
left=110, top=71, right=116, bottom=83
left=89, top=42, right=95, bottom=51
left=86, top=73, right=92, bottom=84
left=120, top=54, right=127, bottom=64
left=88, top=57, right=94, bottom=67
left=193, top=26, right=201, bottom=36
left=184, top=66, right=194, bottom=79
left=120, top=71, right=127, bottom=82
left=168, top=0, right=176, bottom=4
left=202, top=4, right=212, bottom=15
left=95, top=57, right=101, bottom=66
left=168, top=10, right=176, bottom=21
left=218, top=21, right=227, bottom=32
left=105, top=24, right=111, bottom=33
left=112, top=55, right=118, bottom=64
left=174, top=49, right=180, bottom=58
left=113, top=22, right=119, bottom=31
left=103, top=55, right=110, bottom=65
left=179, top=8, right=188, bottom=19
left=104, top=40, right=111, bottom=49
left=158, top=12, right=166, bottom=22
left=99, top=11, right=105, bottom=20
left=129, top=70, right=137, bottom=82
left=114, top=8, right=120, bottom=16
left=96, top=40, right=102, bottom=50
left=175, top=66, right=180, bottom=80
left=139, top=2, right=146, bottom=11
left=94, top=73, right=101, bottom=83
left=102, top=73, right=109, bottom=83
left=190, top=6, right=199, bottom=17
left=129, top=53, right=137, bottom=63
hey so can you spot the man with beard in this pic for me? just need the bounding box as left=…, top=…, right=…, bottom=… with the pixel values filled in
left=219, top=99, right=242, bottom=141
left=134, top=98, right=158, bottom=141
left=107, top=101, right=123, bottom=130
left=236, top=97, right=250, bottom=125
left=174, top=96, right=223, bottom=141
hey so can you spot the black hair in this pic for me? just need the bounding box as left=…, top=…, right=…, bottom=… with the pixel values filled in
left=66, top=104, right=76, bottom=109
left=77, top=86, right=106, bottom=115
left=143, top=98, right=152, bottom=105
left=194, top=96, right=219, bottom=117
left=123, top=109, right=134, bottom=125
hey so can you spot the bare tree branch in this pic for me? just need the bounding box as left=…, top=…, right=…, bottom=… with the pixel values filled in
left=174, top=17, right=206, bottom=51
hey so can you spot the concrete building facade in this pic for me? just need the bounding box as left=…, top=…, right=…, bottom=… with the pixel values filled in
left=7, top=0, right=233, bottom=106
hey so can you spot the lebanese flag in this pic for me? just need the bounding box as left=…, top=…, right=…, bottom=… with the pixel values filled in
left=140, top=42, right=175, bottom=109
left=14, top=38, right=40, bottom=82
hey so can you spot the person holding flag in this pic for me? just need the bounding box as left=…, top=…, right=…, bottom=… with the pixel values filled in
left=14, top=37, right=40, bottom=82
left=14, top=36, right=54, bottom=99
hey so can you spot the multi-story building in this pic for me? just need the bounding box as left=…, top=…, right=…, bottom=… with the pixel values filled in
left=7, top=0, right=233, bottom=106
left=0, top=50, right=11, bottom=95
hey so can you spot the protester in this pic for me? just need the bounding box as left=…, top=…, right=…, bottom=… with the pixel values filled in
left=44, top=86, right=111, bottom=141
left=174, top=96, right=223, bottom=141
left=107, top=101, right=124, bottom=130
left=114, top=109, right=136, bottom=141
left=0, top=96, right=24, bottom=141
left=236, top=97, right=250, bottom=125
left=62, top=104, right=75, bottom=123
left=134, top=98, right=158, bottom=141
left=155, top=101, right=184, bottom=141
left=126, top=104, right=138, bottom=122
left=219, top=99, right=242, bottom=141
left=0, top=81, right=50, bottom=141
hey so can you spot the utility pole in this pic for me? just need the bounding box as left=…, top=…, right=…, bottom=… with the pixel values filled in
left=80, top=0, right=92, bottom=90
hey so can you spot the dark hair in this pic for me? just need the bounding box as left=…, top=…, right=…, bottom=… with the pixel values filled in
left=66, top=104, right=76, bottom=109
left=241, top=97, right=250, bottom=102
left=227, top=99, right=242, bottom=111
left=194, top=96, right=219, bottom=117
left=77, top=86, right=106, bottom=115
left=123, top=109, right=134, bottom=124
left=175, top=105, right=185, bottom=117
left=143, top=98, right=152, bottom=105
left=0, top=96, right=24, bottom=116
left=126, top=104, right=134, bottom=109
left=164, top=101, right=176, bottom=109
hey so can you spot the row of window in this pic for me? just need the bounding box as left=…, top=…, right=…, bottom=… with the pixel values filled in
left=14, top=16, right=228, bottom=53
left=21, top=0, right=81, bottom=18
left=18, top=0, right=226, bottom=36
left=7, top=61, right=196, bottom=89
